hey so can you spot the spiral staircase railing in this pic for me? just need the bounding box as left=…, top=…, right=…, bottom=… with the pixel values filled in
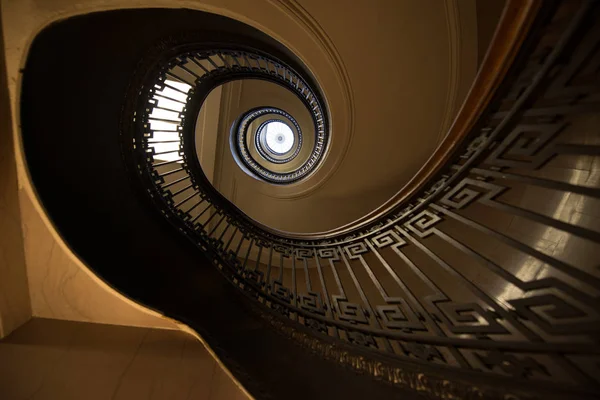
left=11, top=0, right=598, bottom=398
left=117, top=1, right=600, bottom=398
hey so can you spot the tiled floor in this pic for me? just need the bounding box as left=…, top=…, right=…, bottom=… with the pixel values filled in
left=0, top=318, right=247, bottom=400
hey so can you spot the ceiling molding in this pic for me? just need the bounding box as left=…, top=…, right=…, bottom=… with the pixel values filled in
left=438, top=0, right=479, bottom=145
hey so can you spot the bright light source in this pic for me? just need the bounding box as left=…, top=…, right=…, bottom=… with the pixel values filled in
left=263, top=121, right=294, bottom=154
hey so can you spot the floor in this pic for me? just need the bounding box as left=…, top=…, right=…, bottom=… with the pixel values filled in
left=0, top=318, right=247, bottom=400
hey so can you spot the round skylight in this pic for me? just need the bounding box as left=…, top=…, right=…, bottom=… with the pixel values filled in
left=263, top=121, right=294, bottom=154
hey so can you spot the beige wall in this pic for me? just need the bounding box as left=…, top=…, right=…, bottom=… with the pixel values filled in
left=0, top=18, right=31, bottom=338
left=17, top=190, right=178, bottom=329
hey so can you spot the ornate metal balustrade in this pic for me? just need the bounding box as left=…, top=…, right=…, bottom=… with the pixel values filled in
left=122, top=2, right=600, bottom=399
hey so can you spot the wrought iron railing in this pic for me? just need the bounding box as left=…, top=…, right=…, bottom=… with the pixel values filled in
left=122, top=2, right=600, bottom=399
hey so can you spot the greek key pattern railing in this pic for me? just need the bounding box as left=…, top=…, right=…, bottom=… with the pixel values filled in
left=125, top=2, right=600, bottom=398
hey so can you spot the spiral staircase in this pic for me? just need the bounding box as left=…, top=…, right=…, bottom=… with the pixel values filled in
left=5, top=0, right=600, bottom=399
